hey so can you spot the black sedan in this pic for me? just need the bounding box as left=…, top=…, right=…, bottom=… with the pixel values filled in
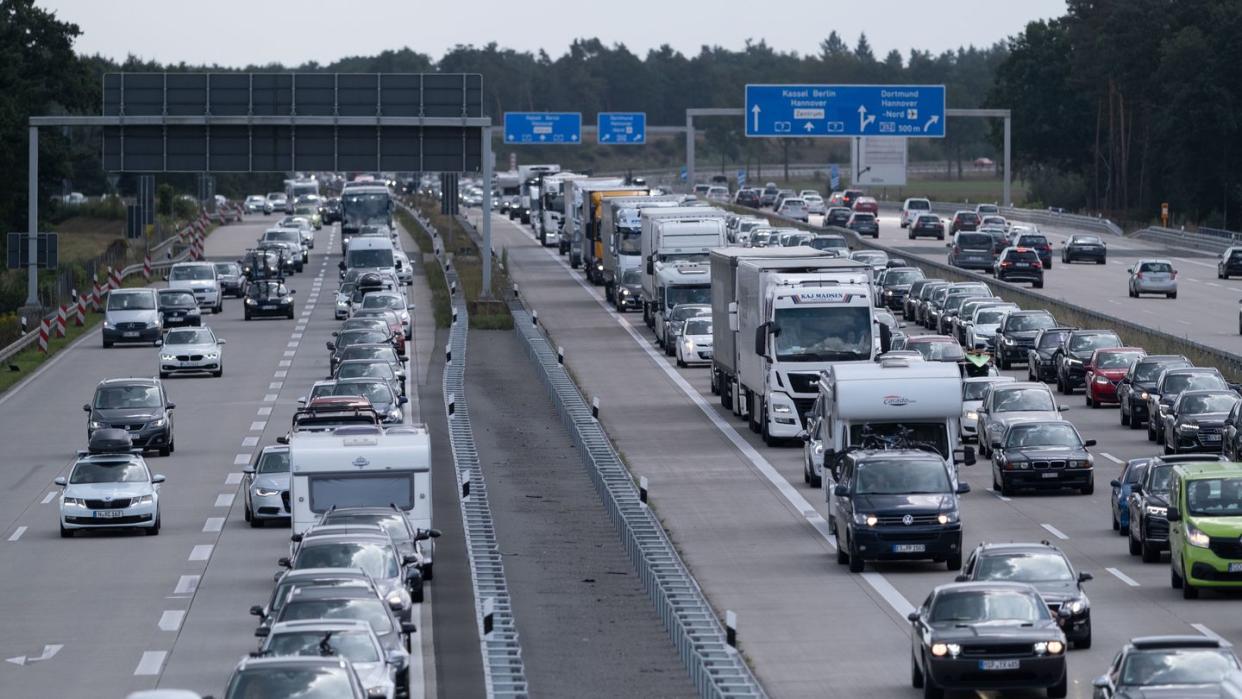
left=1117, top=355, right=1192, bottom=429
left=825, top=207, right=852, bottom=228
left=213, top=261, right=246, bottom=298
left=908, top=213, right=945, bottom=240
left=328, top=329, right=393, bottom=374
left=1218, top=247, right=1242, bottom=279
left=909, top=582, right=1068, bottom=699
left=991, top=420, right=1096, bottom=496
left=994, top=248, right=1044, bottom=287
left=243, top=280, right=296, bottom=320
left=1055, top=329, right=1122, bottom=394
left=157, top=288, right=202, bottom=328
left=956, top=542, right=1093, bottom=648
left=1061, top=234, right=1107, bottom=264
left=1091, top=635, right=1240, bottom=698
left=1026, top=327, right=1075, bottom=383
left=240, top=248, right=282, bottom=282
left=1161, top=389, right=1239, bottom=454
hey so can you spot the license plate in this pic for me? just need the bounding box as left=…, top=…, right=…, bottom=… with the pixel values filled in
left=94, top=510, right=125, bottom=518
left=980, top=659, right=1020, bottom=671
left=893, top=544, right=925, bottom=553
left=1229, top=563, right=1242, bottom=573
left=123, top=331, right=139, bottom=338
left=1204, top=434, right=1221, bottom=442
left=261, top=305, right=277, bottom=310
left=1015, top=263, right=1030, bottom=267
left=1042, top=472, right=1059, bottom=479
left=180, top=361, right=196, bottom=367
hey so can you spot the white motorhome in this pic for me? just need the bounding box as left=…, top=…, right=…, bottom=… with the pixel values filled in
left=539, top=173, right=585, bottom=247
left=639, top=206, right=727, bottom=330
left=288, top=425, right=432, bottom=537
left=805, top=357, right=969, bottom=490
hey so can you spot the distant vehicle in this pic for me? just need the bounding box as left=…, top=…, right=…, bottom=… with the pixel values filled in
left=841, top=189, right=864, bottom=208
left=909, top=213, right=945, bottom=240
left=775, top=198, right=809, bottom=222
left=1013, top=233, right=1053, bottom=268
left=946, top=231, right=994, bottom=271
left=993, top=247, right=1044, bottom=288
left=84, top=377, right=176, bottom=456
left=244, top=195, right=268, bottom=213
left=974, top=203, right=1000, bottom=216
left=899, top=197, right=932, bottom=228
left=734, top=188, right=761, bottom=208
left=759, top=184, right=780, bottom=208
left=851, top=196, right=878, bottom=215
left=975, top=381, right=1065, bottom=459
left=244, top=279, right=296, bottom=321
left=156, top=288, right=201, bottom=328
left=1145, top=367, right=1229, bottom=444
left=802, top=194, right=827, bottom=215
left=825, top=206, right=853, bottom=228
left=847, top=212, right=878, bottom=238
left=242, top=445, right=290, bottom=526
left=1054, top=329, right=1123, bottom=395
left=949, top=210, right=980, bottom=234
left=1218, top=246, right=1242, bottom=279
left=1082, top=347, right=1146, bottom=408
left=1062, top=234, right=1107, bottom=264
left=1092, top=635, right=1241, bottom=698
left=1025, top=327, right=1076, bottom=383
left=1111, top=458, right=1149, bottom=534
left=1118, top=355, right=1192, bottom=428
left=167, top=261, right=223, bottom=313
left=212, top=261, right=245, bottom=298
left=221, top=656, right=372, bottom=699
left=1128, top=259, right=1178, bottom=299
left=995, top=310, right=1059, bottom=369
left=705, top=186, right=730, bottom=202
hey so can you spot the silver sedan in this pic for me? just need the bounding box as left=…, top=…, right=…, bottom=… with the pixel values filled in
left=1128, top=259, right=1178, bottom=299
left=243, top=445, right=290, bottom=527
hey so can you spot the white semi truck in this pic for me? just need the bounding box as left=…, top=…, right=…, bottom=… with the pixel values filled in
left=714, top=251, right=877, bottom=445
left=538, top=173, right=585, bottom=248
left=639, top=207, right=728, bottom=345
left=600, top=195, right=684, bottom=304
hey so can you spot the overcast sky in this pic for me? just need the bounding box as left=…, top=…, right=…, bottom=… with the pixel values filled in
left=42, top=0, right=1066, bottom=66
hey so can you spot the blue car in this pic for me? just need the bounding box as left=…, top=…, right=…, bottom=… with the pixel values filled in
left=1110, top=458, right=1150, bottom=534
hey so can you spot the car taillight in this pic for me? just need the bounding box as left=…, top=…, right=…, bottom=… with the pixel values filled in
left=1040, top=244, right=1051, bottom=251
left=1000, top=261, right=1012, bottom=268
left=1172, top=271, right=1178, bottom=279
left=1033, top=261, right=1043, bottom=268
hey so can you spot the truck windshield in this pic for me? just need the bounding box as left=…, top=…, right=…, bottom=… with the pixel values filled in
left=342, top=193, right=391, bottom=226
left=773, top=306, right=872, bottom=362
left=617, top=229, right=642, bottom=255
left=665, top=285, right=711, bottom=310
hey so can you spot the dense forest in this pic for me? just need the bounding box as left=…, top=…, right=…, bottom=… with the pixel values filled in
left=2, top=0, right=1239, bottom=238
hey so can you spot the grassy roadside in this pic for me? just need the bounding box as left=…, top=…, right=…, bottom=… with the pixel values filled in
left=395, top=208, right=453, bottom=328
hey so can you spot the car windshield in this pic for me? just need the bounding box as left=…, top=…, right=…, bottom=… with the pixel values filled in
left=1072, top=236, right=1102, bottom=245
left=325, top=514, right=410, bottom=543
left=165, top=329, right=214, bottom=345
left=853, top=459, right=950, bottom=495
left=975, top=552, right=1074, bottom=583
left=339, top=332, right=389, bottom=348
left=1017, top=236, right=1048, bottom=246
left=94, top=385, right=161, bottom=409
left=279, top=598, right=393, bottom=635
left=930, top=590, right=1048, bottom=623
left=257, top=450, right=290, bottom=474
left=774, top=306, right=873, bottom=362
left=1097, top=351, right=1143, bottom=369
left=70, top=459, right=148, bottom=484
left=342, top=347, right=394, bottom=362
left=683, top=319, right=711, bottom=335
left=808, top=237, right=846, bottom=251
left=994, top=387, right=1056, bottom=413
left=1070, top=334, right=1120, bottom=353
left=1007, top=314, right=1056, bottom=332
left=1005, top=423, right=1080, bottom=447
left=1180, top=394, right=1237, bottom=415
left=159, top=290, right=196, bottom=306
left=250, top=283, right=288, bottom=298
left=347, top=249, right=395, bottom=269
left=1139, top=262, right=1173, bottom=273
left=1037, top=332, right=1069, bottom=350
left=266, top=630, right=380, bottom=663
left=617, top=229, right=642, bottom=255
left=295, top=542, right=399, bottom=579
left=1136, top=361, right=1186, bottom=383
left=851, top=213, right=875, bottom=222
left=884, top=269, right=923, bottom=285
left=957, top=233, right=991, bottom=248
left=170, top=266, right=215, bottom=281
left=911, top=341, right=965, bottom=362
left=1148, top=465, right=1174, bottom=492
left=107, top=292, right=155, bottom=311
left=362, top=294, right=404, bottom=310
left=621, top=270, right=642, bottom=285
left=665, top=286, right=711, bottom=310
left=975, top=309, right=1009, bottom=325
left=1186, top=478, right=1242, bottom=516
left=1165, top=373, right=1226, bottom=394
left=315, top=382, right=392, bottom=405
left=225, top=666, right=355, bottom=699
left=214, top=263, right=240, bottom=275
left=338, top=363, right=393, bottom=381
left=1120, top=649, right=1239, bottom=687
left=916, top=215, right=940, bottom=225
left=265, top=230, right=300, bottom=243
left=670, top=306, right=708, bottom=322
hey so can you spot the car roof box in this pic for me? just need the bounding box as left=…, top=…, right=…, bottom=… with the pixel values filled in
left=88, top=428, right=134, bottom=454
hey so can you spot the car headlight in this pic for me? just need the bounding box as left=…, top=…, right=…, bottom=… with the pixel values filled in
left=62, top=497, right=86, bottom=507
left=619, top=288, right=630, bottom=296
left=388, top=408, right=402, bottom=421
left=1145, top=504, right=1168, bottom=517
left=854, top=513, right=877, bottom=526
left=1094, top=376, right=1110, bottom=384
left=938, top=512, right=958, bottom=525
left=1064, top=599, right=1087, bottom=615
left=1002, top=336, right=1014, bottom=345
left=386, top=591, right=405, bottom=608
left=930, top=643, right=960, bottom=657
left=1034, top=640, right=1064, bottom=655
left=132, top=494, right=154, bottom=505
left=103, top=320, right=115, bottom=329
left=965, top=410, right=978, bottom=421
left=1140, top=392, right=1150, bottom=400
left=1177, top=422, right=1199, bottom=432
left=245, top=298, right=257, bottom=305
left=203, top=352, right=219, bottom=360
left=772, top=403, right=793, bottom=414
left=884, top=290, right=893, bottom=296
left=1186, top=522, right=1211, bottom=548
left=89, top=420, right=104, bottom=429
left=161, top=354, right=177, bottom=361
left=150, top=417, right=167, bottom=428
left=253, top=487, right=280, bottom=497
left=1069, top=459, right=1091, bottom=469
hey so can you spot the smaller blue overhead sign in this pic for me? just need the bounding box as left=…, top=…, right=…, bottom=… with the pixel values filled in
left=597, top=112, right=646, bottom=144
left=745, top=84, right=946, bottom=138
left=504, top=112, right=582, bottom=144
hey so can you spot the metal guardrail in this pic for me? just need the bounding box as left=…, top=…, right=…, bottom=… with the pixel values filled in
left=921, top=200, right=1123, bottom=237
left=404, top=206, right=530, bottom=698
left=506, top=299, right=767, bottom=699
left=1132, top=226, right=1237, bottom=254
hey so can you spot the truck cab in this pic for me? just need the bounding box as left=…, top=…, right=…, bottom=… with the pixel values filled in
left=601, top=195, right=683, bottom=303
left=640, top=207, right=727, bottom=330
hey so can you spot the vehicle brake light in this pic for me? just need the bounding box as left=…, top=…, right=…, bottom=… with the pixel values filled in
left=1136, top=272, right=1144, bottom=279
left=1033, top=260, right=1043, bottom=269
left=1172, top=271, right=1178, bottom=279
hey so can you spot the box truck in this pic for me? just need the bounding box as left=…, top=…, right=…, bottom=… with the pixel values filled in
left=562, top=177, right=624, bottom=259
left=600, top=195, right=684, bottom=303
left=576, top=184, right=650, bottom=281
left=640, top=209, right=728, bottom=345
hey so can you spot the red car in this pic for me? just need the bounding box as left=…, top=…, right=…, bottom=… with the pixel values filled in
left=1084, top=347, right=1147, bottom=408
left=852, top=196, right=879, bottom=215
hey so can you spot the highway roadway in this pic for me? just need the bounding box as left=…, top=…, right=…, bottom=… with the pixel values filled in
left=0, top=216, right=443, bottom=697
left=469, top=207, right=1242, bottom=699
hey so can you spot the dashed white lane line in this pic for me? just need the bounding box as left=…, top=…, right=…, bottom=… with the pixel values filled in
left=8, top=526, right=27, bottom=541
left=1041, top=523, right=1070, bottom=540
left=188, top=544, right=213, bottom=561
left=286, top=341, right=299, bottom=348
left=1175, top=319, right=1192, bottom=325
left=250, top=421, right=267, bottom=431
left=1107, top=567, right=1140, bottom=587
left=134, top=650, right=167, bottom=676
left=274, top=371, right=288, bottom=378
left=257, top=407, right=272, bottom=416
left=1100, top=452, right=1124, bottom=465
left=269, top=381, right=282, bottom=390
left=225, top=472, right=244, bottom=485
left=214, top=493, right=235, bottom=508
left=203, top=517, right=225, bottom=533
left=291, top=333, right=303, bottom=340
left=1193, top=623, right=1225, bottom=641
left=158, top=610, right=185, bottom=631
left=233, top=454, right=251, bottom=465
left=241, top=436, right=259, bottom=447
left=174, top=575, right=199, bottom=594
left=264, top=393, right=280, bottom=400
left=283, top=350, right=296, bottom=357
left=41, top=491, right=56, bottom=504
left=278, top=360, right=292, bottom=368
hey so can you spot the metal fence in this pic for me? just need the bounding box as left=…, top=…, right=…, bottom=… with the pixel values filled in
left=1132, top=226, right=1238, bottom=254
left=505, top=298, right=767, bottom=699
left=403, top=205, right=530, bottom=698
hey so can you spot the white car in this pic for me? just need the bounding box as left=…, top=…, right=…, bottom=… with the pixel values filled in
left=56, top=451, right=164, bottom=537
left=960, top=376, right=1015, bottom=442
left=900, top=197, right=932, bottom=228
left=244, top=195, right=267, bottom=213
left=166, top=262, right=222, bottom=313
left=159, top=326, right=225, bottom=378
left=803, top=194, right=827, bottom=216
left=675, top=317, right=713, bottom=367
left=277, top=216, right=315, bottom=249
left=393, top=249, right=414, bottom=286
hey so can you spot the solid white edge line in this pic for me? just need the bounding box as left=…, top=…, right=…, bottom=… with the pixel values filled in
left=133, top=650, right=167, bottom=676
left=1100, top=452, right=1124, bottom=465
left=157, top=610, right=185, bottom=631
left=8, top=526, right=27, bottom=541
left=1106, top=567, right=1140, bottom=587
left=986, top=488, right=1011, bottom=502
left=1040, top=523, right=1070, bottom=540
left=1192, top=623, right=1224, bottom=641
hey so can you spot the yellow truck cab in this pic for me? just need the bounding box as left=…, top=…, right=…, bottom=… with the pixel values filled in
left=1168, top=461, right=1242, bottom=598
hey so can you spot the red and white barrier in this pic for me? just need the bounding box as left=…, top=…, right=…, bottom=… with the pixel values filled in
left=75, top=293, right=86, bottom=326
left=90, top=274, right=101, bottom=311
left=54, top=305, right=66, bottom=338
left=37, top=320, right=49, bottom=354
left=143, top=253, right=152, bottom=281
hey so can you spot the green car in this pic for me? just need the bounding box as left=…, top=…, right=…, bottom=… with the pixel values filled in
left=1168, top=461, right=1242, bottom=598
left=293, top=204, right=321, bottom=229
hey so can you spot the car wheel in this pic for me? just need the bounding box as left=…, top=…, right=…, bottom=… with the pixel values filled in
left=1129, top=526, right=1142, bottom=555
left=159, top=371, right=169, bottom=380
left=1171, top=563, right=1184, bottom=588
left=103, top=339, right=113, bottom=348
left=145, top=514, right=160, bottom=536
left=1182, top=572, right=1199, bottom=599
left=243, top=503, right=252, bottom=522
left=1112, top=508, right=1119, bottom=531
left=676, top=354, right=686, bottom=368
left=412, top=584, right=425, bottom=604
left=244, top=311, right=251, bottom=321
left=212, top=368, right=223, bottom=378
left=1045, top=260, right=1052, bottom=269
left=1048, top=672, right=1068, bottom=698
left=946, top=552, right=962, bottom=571
left=999, top=355, right=1010, bottom=370
left=847, top=541, right=864, bottom=573
left=1121, top=405, right=1130, bottom=426
left=1000, top=475, right=1014, bottom=497
left=158, top=444, right=171, bottom=457
left=1085, top=392, right=1094, bottom=408
left=922, top=667, right=944, bottom=699
left=835, top=539, right=848, bottom=564
left=287, top=310, right=294, bottom=319
left=911, top=651, right=924, bottom=688
left=1081, top=478, right=1094, bottom=495
left=214, top=302, right=222, bottom=314
left=1033, top=280, right=1043, bottom=288
left=1096, top=258, right=1105, bottom=265
left=59, top=524, right=73, bottom=538
left=1168, top=292, right=1177, bottom=299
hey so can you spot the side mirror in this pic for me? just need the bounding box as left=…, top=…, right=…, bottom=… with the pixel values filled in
left=277, top=557, right=292, bottom=568
left=1092, top=676, right=1110, bottom=690
left=399, top=396, right=409, bottom=405
left=1084, top=439, right=1097, bottom=447
left=388, top=597, right=405, bottom=612
left=1078, top=571, right=1093, bottom=583
left=276, top=435, right=289, bottom=445
left=290, top=533, right=303, bottom=543
left=82, top=403, right=91, bottom=412
left=954, top=574, right=968, bottom=583
left=1132, top=484, right=1143, bottom=495
left=297, top=397, right=307, bottom=405
left=798, top=430, right=809, bottom=442
left=289, top=289, right=296, bottom=295
left=1109, top=480, right=1121, bottom=488
left=254, top=626, right=270, bottom=637
left=166, top=403, right=176, bottom=410
left=386, top=649, right=408, bottom=669
left=53, top=476, right=67, bottom=486
left=338, top=260, right=347, bottom=271
left=1167, top=506, right=1181, bottom=522
left=956, top=482, right=971, bottom=494
left=1126, top=267, right=1133, bottom=274
left=1058, top=404, right=1069, bottom=412
left=415, top=528, right=442, bottom=541
left=152, top=474, right=166, bottom=484
left=326, top=341, right=335, bottom=351
left=832, top=484, right=849, bottom=497
left=401, top=621, right=417, bottom=635
left=906, top=611, right=920, bottom=622
left=945, top=243, right=951, bottom=248
left=402, top=554, right=420, bottom=566
left=753, top=323, right=768, bottom=358
left=249, top=605, right=265, bottom=617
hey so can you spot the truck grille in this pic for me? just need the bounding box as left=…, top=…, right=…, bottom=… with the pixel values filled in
left=875, top=514, right=942, bottom=526
left=786, top=373, right=820, bottom=394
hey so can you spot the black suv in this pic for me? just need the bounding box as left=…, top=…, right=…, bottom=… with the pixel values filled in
left=84, top=378, right=175, bottom=456
left=877, top=267, right=924, bottom=311
left=1146, top=367, right=1229, bottom=443
left=1025, top=327, right=1075, bottom=382
left=956, top=542, right=1093, bottom=648
left=1117, top=355, right=1192, bottom=429
left=1127, top=454, right=1225, bottom=562
left=157, top=288, right=202, bottom=328
left=1054, top=330, right=1122, bottom=394
left=995, top=310, right=1058, bottom=369
left=994, top=247, right=1044, bottom=287
left=830, top=449, right=969, bottom=573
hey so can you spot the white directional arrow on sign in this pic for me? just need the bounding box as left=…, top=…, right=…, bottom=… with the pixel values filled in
left=923, top=115, right=940, bottom=133
left=751, top=104, right=761, bottom=131
left=858, top=105, right=876, bottom=132
left=6, top=644, right=63, bottom=666
left=803, top=122, right=815, bottom=132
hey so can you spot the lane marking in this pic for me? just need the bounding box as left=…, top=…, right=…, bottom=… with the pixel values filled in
left=283, top=350, right=296, bottom=357
left=203, top=517, right=224, bottom=533
left=1206, top=282, right=1222, bottom=289
left=214, top=494, right=235, bottom=508
left=250, top=421, right=267, bottom=431
left=225, top=472, right=243, bottom=485
left=158, top=610, right=185, bottom=631
left=986, top=488, right=1011, bottom=502
left=264, top=393, right=279, bottom=401
left=1192, top=623, right=1224, bottom=641
left=274, top=371, right=287, bottom=378
left=233, top=453, right=251, bottom=465
left=1100, top=452, right=1124, bottom=465
left=188, top=544, right=213, bottom=561
left=277, top=360, right=291, bottom=368
left=291, top=333, right=303, bottom=340
left=286, top=341, right=299, bottom=348
left=41, top=491, right=56, bottom=504
left=8, top=526, right=27, bottom=541
left=257, top=407, right=272, bottom=416
left=269, top=382, right=282, bottom=390
left=174, top=575, right=199, bottom=594
left=241, top=436, right=259, bottom=447
left=134, top=650, right=166, bottom=676
left=1041, top=523, right=1070, bottom=540
left=1106, top=567, right=1140, bottom=587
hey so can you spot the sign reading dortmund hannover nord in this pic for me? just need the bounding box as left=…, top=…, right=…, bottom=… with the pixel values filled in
left=745, top=84, right=946, bottom=138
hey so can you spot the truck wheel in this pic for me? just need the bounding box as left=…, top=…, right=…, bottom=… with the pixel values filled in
left=748, top=393, right=761, bottom=434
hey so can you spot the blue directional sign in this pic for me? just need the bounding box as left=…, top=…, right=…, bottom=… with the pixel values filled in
left=830, top=164, right=840, bottom=190
left=744, top=84, right=946, bottom=138
left=737, top=169, right=747, bottom=188
left=597, top=112, right=646, bottom=144
left=503, top=112, right=582, bottom=144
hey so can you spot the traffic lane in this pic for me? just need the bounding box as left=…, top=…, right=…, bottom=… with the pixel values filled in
left=471, top=211, right=919, bottom=698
